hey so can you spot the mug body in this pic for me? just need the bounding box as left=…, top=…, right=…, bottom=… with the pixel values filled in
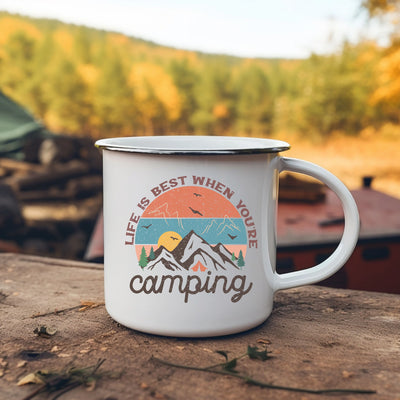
left=99, top=137, right=286, bottom=336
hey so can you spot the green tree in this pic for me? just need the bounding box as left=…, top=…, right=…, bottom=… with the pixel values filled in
left=300, top=44, right=377, bottom=137
left=149, top=246, right=156, bottom=261
left=139, top=247, right=148, bottom=268
left=25, top=31, right=55, bottom=118
left=74, top=26, right=92, bottom=63
left=93, top=52, right=136, bottom=137
left=231, top=252, right=237, bottom=261
left=129, top=62, right=181, bottom=134
left=0, top=32, right=37, bottom=105
left=169, top=59, right=198, bottom=133
left=43, top=56, right=91, bottom=133
left=237, top=250, right=245, bottom=268
left=234, top=65, right=274, bottom=135
left=191, top=60, right=235, bottom=134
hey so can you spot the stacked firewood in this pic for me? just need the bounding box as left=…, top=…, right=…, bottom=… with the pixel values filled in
left=0, top=135, right=103, bottom=260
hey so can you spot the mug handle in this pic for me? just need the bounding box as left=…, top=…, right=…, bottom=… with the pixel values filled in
left=273, top=157, right=360, bottom=291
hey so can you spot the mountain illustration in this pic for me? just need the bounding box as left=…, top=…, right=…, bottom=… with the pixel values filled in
left=142, top=230, right=240, bottom=272
left=202, top=216, right=241, bottom=236
left=217, top=216, right=241, bottom=235
left=201, top=219, right=218, bottom=235
left=145, top=247, right=185, bottom=271
left=213, top=243, right=234, bottom=261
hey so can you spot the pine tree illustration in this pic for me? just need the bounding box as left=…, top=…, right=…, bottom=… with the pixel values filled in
left=231, top=252, right=237, bottom=261
left=237, top=250, right=245, bottom=268
left=139, top=246, right=148, bottom=268
left=149, top=246, right=156, bottom=261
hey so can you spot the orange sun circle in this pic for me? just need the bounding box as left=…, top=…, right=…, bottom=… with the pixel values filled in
left=157, top=231, right=182, bottom=251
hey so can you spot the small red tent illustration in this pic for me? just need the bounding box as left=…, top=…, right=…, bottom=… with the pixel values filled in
left=191, top=261, right=207, bottom=272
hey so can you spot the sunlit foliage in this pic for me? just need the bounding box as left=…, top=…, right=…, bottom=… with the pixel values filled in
left=0, top=10, right=399, bottom=138
left=363, top=0, right=400, bottom=123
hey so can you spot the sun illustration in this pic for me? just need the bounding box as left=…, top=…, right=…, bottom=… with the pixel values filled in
left=134, top=186, right=248, bottom=271
left=158, top=231, right=182, bottom=251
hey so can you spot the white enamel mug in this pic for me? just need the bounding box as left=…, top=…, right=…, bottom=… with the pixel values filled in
left=96, top=136, right=359, bottom=337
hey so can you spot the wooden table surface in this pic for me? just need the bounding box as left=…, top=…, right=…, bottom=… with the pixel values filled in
left=1, top=253, right=399, bottom=400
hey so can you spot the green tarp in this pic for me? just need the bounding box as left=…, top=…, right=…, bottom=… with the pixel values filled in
left=0, top=91, right=48, bottom=159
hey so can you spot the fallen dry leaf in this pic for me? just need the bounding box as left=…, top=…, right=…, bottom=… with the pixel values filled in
left=17, top=372, right=46, bottom=386
left=17, top=361, right=27, bottom=368
left=50, top=345, right=60, bottom=353
left=342, top=370, right=355, bottom=379
left=256, top=338, right=271, bottom=345
left=0, top=358, right=8, bottom=377
left=78, top=300, right=104, bottom=312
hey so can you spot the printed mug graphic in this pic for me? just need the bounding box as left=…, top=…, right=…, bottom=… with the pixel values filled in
left=127, top=180, right=255, bottom=303
left=134, top=186, right=247, bottom=272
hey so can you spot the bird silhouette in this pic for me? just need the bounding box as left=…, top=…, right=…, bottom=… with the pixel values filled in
left=142, top=224, right=152, bottom=229
left=170, top=236, right=179, bottom=241
left=228, top=234, right=237, bottom=240
left=193, top=193, right=202, bottom=197
left=189, top=206, right=203, bottom=216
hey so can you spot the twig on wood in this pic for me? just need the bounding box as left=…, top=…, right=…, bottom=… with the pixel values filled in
left=152, top=345, right=376, bottom=396
left=31, top=305, right=82, bottom=319
left=20, top=358, right=114, bottom=400
left=31, top=301, right=104, bottom=319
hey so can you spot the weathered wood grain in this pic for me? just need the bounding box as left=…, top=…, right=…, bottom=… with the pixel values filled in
left=0, top=253, right=399, bottom=399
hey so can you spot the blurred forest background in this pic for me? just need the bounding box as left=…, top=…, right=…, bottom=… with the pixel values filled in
left=1, top=0, right=400, bottom=197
